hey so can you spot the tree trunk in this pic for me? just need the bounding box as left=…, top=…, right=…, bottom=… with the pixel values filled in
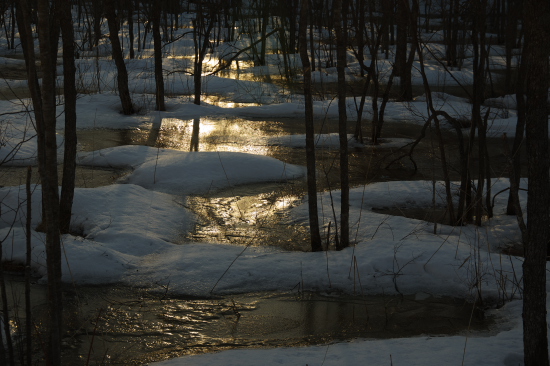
left=152, top=2, right=166, bottom=111
left=25, top=167, right=32, bottom=366
left=522, top=0, right=550, bottom=364
left=395, top=0, right=414, bottom=101
left=59, top=0, right=78, bottom=234
left=105, top=0, right=135, bottom=115
left=394, top=0, right=408, bottom=77
left=504, top=0, right=519, bottom=94
left=128, top=0, right=135, bottom=59
left=38, top=1, right=63, bottom=363
left=192, top=1, right=215, bottom=105
left=506, top=79, right=526, bottom=224
left=471, top=0, right=488, bottom=227
left=92, top=0, right=102, bottom=48
left=333, top=0, right=349, bottom=250
left=190, top=118, right=200, bottom=151
left=299, top=0, right=322, bottom=252
left=401, top=0, right=417, bottom=101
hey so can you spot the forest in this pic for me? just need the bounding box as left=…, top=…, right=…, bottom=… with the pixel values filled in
left=0, top=0, right=548, bottom=365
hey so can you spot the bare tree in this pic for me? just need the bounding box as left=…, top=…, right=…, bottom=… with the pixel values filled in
left=192, top=0, right=216, bottom=105
left=16, top=0, right=64, bottom=363
left=151, top=0, right=166, bottom=111
left=522, top=0, right=550, bottom=364
left=394, top=0, right=416, bottom=101
left=333, top=0, right=349, bottom=250
left=105, top=0, right=135, bottom=114
left=299, top=0, right=322, bottom=251
left=59, top=0, right=78, bottom=234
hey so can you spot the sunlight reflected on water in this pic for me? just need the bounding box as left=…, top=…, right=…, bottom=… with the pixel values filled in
left=187, top=182, right=309, bottom=251
left=53, top=286, right=491, bottom=364
left=157, top=117, right=270, bottom=155
left=201, top=95, right=262, bottom=108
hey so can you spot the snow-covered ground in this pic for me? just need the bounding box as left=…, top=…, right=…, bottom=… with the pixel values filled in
left=0, top=92, right=539, bottom=365
left=0, top=13, right=548, bottom=366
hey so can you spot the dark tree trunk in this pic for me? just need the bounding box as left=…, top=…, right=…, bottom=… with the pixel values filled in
left=381, top=0, right=391, bottom=57
left=25, top=167, right=32, bottom=366
left=9, top=4, right=15, bottom=50
left=105, top=0, right=135, bottom=115
left=190, top=118, right=200, bottom=151
left=193, top=15, right=203, bottom=105
left=308, top=0, right=316, bottom=71
left=92, top=0, right=102, bottom=47
left=258, top=1, right=268, bottom=65
left=38, top=2, right=63, bottom=364
left=471, top=0, right=488, bottom=227
left=522, top=0, right=550, bottom=364
left=333, top=0, right=349, bottom=250
left=59, top=0, right=78, bottom=234
left=152, top=1, right=166, bottom=111
left=394, top=0, right=407, bottom=77
left=394, top=0, right=414, bottom=101
left=299, top=0, right=322, bottom=252
left=445, top=0, right=460, bottom=67
left=192, top=0, right=215, bottom=105
left=506, top=88, right=526, bottom=225
left=128, top=0, right=135, bottom=59
left=504, top=0, right=520, bottom=94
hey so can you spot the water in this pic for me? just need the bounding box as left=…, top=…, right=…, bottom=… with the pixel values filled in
left=0, top=44, right=511, bottom=366
left=55, top=285, right=487, bottom=364
left=71, top=115, right=523, bottom=247
left=1, top=115, right=505, bottom=365
left=3, top=276, right=489, bottom=365
left=187, top=181, right=311, bottom=251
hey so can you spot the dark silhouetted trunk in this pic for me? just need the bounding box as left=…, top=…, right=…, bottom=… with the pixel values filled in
left=152, top=1, right=165, bottom=111
left=190, top=118, right=200, bottom=151
left=59, top=0, right=78, bottom=234
left=192, top=0, right=215, bottom=105
left=128, top=0, right=135, bottom=59
left=522, top=0, right=550, bottom=364
left=334, top=0, right=349, bottom=250
left=105, top=0, right=135, bottom=114
left=299, top=0, right=322, bottom=251
left=394, top=0, right=415, bottom=101
left=37, top=0, right=63, bottom=362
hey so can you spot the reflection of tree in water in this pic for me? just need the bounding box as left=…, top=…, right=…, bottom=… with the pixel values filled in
left=190, top=118, right=200, bottom=152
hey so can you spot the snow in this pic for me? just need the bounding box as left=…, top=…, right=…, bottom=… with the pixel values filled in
left=0, top=12, right=548, bottom=366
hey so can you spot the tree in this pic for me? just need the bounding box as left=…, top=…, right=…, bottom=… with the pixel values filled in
left=299, top=0, right=322, bottom=252
left=127, top=0, right=135, bottom=59
left=151, top=0, right=166, bottom=111
left=192, top=0, right=216, bottom=105
left=522, top=0, right=550, bottom=364
left=470, top=0, right=490, bottom=226
left=59, top=0, right=78, bottom=234
left=393, top=0, right=416, bottom=101
left=16, top=0, right=64, bottom=363
left=349, top=0, right=396, bottom=144
left=333, top=0, right=349, bottom=250
left=105, top=0, right=135, bottom=114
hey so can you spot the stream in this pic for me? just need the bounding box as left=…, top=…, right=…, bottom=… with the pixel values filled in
left=0, top=30, right=518, bottom=365
left=73, top=115, right=523, bottom=249
left=2, top=115, right=514, bottom=364
left=5, top=276, right=490, bottom=365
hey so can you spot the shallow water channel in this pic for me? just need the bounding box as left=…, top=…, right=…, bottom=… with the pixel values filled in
left=75, top=115, right=522, bottom=250
left=2, top=115, right=511, bottom=364
left=6, top=276, right=490, bottom=365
